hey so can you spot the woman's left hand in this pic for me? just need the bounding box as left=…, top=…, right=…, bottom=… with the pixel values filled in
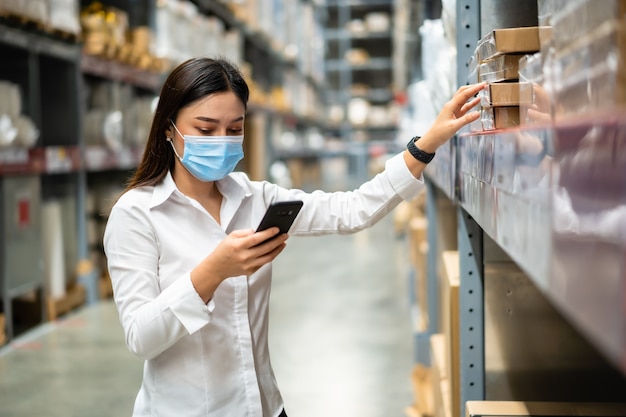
left=418, top=82, right=486, bottom=152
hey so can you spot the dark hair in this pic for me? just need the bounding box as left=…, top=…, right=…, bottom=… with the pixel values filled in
left=126, top=57, right=249, bottom=190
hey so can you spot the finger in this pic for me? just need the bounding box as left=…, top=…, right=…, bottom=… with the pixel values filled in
left=255, top=242, right=287, bottom=265
left=455, top=81, right=487, bottom=95
left=248, top=227, right=281, bottom=247
left=459, top=96, right=481, bottom=114
left=451, top=110, right=481, bottom=131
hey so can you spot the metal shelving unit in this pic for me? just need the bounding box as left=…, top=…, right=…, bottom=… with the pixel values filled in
left=417, top=2, right=626, bottom=417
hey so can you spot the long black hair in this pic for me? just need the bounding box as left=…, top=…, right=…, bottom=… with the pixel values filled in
left=126, top=57, right=249, bottom=190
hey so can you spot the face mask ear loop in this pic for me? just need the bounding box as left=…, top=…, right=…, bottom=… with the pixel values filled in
left=166, top=136, right=183, bottom=161
left=170, top=120, right=183, bottom=138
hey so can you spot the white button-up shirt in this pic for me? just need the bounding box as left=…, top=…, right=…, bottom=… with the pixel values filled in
left=103, top=153, right=423, bottom=417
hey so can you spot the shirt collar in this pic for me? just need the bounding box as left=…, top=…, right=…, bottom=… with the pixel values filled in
left=150, top=171, right=253, bottom=209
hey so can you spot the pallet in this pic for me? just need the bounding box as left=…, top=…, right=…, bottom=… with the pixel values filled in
left=46, top=283, right=86, bottom=321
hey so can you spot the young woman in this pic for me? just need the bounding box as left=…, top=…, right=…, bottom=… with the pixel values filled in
left=104, top=57, right=484, bottom=417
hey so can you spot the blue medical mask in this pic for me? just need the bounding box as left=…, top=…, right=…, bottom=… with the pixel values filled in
left=169, top=122, right=244, bottom=182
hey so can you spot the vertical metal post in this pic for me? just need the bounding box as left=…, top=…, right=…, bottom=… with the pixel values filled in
left=421, top=179, right=440, bottom=365
left=457, top=209, right=484, bottom=417
left=456, top=0, right=481, bottom=87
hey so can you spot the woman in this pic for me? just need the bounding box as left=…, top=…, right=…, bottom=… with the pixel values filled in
left=104, top=57, right=484, bottom=417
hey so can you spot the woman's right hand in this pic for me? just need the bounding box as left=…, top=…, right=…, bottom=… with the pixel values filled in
left=190, top=227, right=288, bottom=303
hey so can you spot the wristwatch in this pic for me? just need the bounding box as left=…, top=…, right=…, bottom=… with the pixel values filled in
left=406, top=136, right=436, bottom=164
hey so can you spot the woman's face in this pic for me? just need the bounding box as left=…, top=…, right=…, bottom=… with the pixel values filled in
left=168, top=91, right=246, bottom=156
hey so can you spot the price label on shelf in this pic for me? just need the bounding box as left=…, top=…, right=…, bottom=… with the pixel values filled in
left=45, top=147, right=73, bottom=173
left=0, top=148, right=29, bottom=165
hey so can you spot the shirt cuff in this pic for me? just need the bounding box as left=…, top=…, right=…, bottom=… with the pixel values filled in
left=160, top=273, right=214, bottom=335
left=385, top=152, right=424, bottom=201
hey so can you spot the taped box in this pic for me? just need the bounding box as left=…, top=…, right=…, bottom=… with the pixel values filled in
left=479, top=54, right=524, bottom=83
left=477, top=27, right=540, bottom=62
left=481, top=107, right=520, bottom=130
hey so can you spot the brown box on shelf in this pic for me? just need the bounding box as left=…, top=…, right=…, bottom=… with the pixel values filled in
left=466, top=401, right=626, bottom=417
left=483, top=83, right=529, bottom=107
left=440, top=251, right=460, bottom=417
left=410, top=364, right=434, bottom=417
left=479, top=54, right=523, bottom=82
left=477, top=27, right=540, bottom=62
left=481, top=107, right=520, bottom=130
left=431, top=334, right=452, bottom=417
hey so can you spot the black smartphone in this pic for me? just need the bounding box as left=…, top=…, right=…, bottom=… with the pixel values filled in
left=256, top=201, right=303, bottom=236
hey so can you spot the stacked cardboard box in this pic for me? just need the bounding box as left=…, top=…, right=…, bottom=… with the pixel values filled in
left=431, top=334, right=452, bottom=417
left=471, top=27, right=540, bottom=131
left=440, top=251, right=460, bottom=417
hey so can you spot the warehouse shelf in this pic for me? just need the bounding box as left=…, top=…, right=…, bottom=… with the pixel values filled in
left=0, top=23, right=79, bottom=61
left=410, top=3, right=626, bottom=417
left=80, top=54, right=163, bottom=92
left=84, top=146, right=144, bottom=172
left=326, top=28, right=392, bottom=40
left=429, top=113, right=626, bottom=375
left=326, top=0, right=393, bottom=7
left=326, top=57, right=393, bottom=71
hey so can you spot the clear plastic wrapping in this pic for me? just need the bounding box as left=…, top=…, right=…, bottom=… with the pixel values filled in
left=480, top=83, right=525, bottom=107
left=478, top=54, right=523, bottom=82
left=551, top=0, right=626, bottom=51
left=481, top=107, right=520, bottom=131
left=553, top=20, right=626, bottom=118
left=519, top=53, right=553, bottom=126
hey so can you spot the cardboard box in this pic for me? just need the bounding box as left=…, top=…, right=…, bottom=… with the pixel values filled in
left=410, top=365, right=434, bottom=417
left=440, top=251, right=460, bottom=417
left=466, top=401, right=626, bottom=417
left=477, top=27, right=540, bottom=62
left=482, top=83, right=529, bottom=107
left=479, top=54, right=523, bottom=82
left=430, top=334, right=452, bottom=417
left=481, top=107, right=520, bottom=130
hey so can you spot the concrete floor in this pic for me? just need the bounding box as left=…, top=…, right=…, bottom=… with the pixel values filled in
left=0, top=214, right=415, bottom=417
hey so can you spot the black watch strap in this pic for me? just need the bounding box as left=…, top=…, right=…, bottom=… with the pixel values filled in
left=406, top=137, right=436, bottom=164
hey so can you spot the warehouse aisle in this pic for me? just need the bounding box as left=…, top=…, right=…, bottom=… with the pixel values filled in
left=0, top=213, right=414, bottom=417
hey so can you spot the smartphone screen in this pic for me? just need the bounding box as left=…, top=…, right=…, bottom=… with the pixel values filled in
left=256, top=200, right=303, bottom=235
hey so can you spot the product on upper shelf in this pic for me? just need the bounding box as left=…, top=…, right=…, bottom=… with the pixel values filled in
left=80, top=2, right=129, bottom=58
left=47, top=0, right=81, bottom=36
left=478, top=54, right=524, bottom=83
left=0, top=81, right=39, bottom=148
left=365, top=12, right=390, bottom=33
left=481, top=82, right=531, bottom=107
left=481, top=106, right=520, bottom=130
left=345, top=48, right=370, bottom=65
left=477, top=27, right=540, bottom=62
